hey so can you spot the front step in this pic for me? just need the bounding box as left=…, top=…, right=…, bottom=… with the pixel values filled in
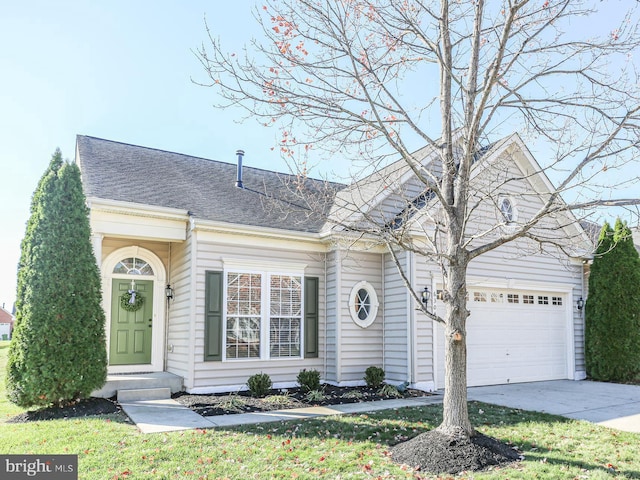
left=92, top=372, right=183, bottom=398
left=117, top=387, right=172, bottom=402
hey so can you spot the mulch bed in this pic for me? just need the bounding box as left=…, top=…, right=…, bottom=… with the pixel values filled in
left=5, top=397, right=126, bottom=423
left=173, top=384, right=431, bottom=416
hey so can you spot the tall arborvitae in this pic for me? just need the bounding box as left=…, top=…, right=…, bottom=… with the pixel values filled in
left=6, top=150, right=107, bottom=407
left=585, top=219, right=640, bottom=382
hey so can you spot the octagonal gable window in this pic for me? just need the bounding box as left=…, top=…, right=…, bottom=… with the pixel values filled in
left=349, top=281, right=379, bottom=328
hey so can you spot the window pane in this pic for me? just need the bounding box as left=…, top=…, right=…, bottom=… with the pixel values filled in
left=227, top=273, right=261, bottom=316
left=113, top=257, right=154, bottom=275
left=226, top=316, right=260, bottom=359
left=356, top=288, right=371, bottom=320
left=473, top=292, right=487, bottom=302
left=269, top=275, right=302, bottom=358
left=270, top=317, right=300, bottom=357
left=226, top=271, right=262, bottom=359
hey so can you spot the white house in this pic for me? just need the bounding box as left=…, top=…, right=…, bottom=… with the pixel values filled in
left=77, top=133, right=592, bottom=394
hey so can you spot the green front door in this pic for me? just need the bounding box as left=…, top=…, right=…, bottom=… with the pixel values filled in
left=110, top=279, right=153, bottom=365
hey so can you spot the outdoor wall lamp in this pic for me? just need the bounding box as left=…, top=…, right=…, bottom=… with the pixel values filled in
left=165, top=284, right=174, bottom=308
left=576, top=296, right=584, bottom=311
left=421, top=286, right=431, bottom=307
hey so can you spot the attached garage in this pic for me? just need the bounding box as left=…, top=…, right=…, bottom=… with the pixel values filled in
left=435, top=287, right=571, bottom=389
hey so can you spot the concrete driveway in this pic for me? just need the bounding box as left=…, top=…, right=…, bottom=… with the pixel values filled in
left=467, top=380, right=640, bottom=433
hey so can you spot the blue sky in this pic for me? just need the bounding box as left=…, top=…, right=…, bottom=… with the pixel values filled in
left=0, top=1, right=292, bottom=309
left=0, top=2, right=638, bottom=310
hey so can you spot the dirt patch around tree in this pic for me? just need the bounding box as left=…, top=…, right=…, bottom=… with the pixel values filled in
left=391, top=429, right=522, bottom=475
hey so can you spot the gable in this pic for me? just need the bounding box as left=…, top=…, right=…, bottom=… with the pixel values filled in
left=0, top=307, right=13, bottom=324
left=326, top=133, right=592, bottom=257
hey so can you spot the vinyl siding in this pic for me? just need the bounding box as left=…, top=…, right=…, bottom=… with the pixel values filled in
left=383, top=251, right=409, bottom=384
left=335, top=250, right=384, bottom=383
left=412, top=255, right=437, bottom=385
left=190, top=238, right=327, bottom=391
left=166, top=230, right=193, bottom=383
left=325, top=250, right=339, bottom=382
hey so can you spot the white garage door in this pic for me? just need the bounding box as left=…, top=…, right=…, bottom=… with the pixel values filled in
left=435, top=288, right=568, bottom=388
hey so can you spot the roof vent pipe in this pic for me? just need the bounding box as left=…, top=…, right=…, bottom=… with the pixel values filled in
left=235, top=149, right=244, bottom=188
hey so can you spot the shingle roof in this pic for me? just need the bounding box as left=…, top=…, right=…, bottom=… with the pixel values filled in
left=76, top=135, right=344, bottom=233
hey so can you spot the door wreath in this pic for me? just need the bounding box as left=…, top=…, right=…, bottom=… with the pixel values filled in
left=120, top=289, right=144, bottom=312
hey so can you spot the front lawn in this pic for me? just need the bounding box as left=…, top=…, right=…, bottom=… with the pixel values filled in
left=1, top=340, right=639, bottom=479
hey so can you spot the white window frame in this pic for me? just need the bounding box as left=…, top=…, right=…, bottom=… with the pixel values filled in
left=498, top=196, right=518, bottom=223
left=348, top=281, right=379, bottom=329
left=222, top=266, right=305, bottom=362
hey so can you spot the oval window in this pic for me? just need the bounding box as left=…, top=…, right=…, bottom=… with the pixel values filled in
left=499, top=197, right=517, bottom=223
left=349, top=281, right=379, bottom=328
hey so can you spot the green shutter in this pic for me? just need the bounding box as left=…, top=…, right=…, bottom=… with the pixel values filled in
left=204, top=271, right=223, bottom=361
left=304, top=276, right=319, bottom=358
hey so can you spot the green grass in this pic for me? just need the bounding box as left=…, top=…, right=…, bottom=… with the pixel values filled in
left=1, top=339, right=640, bottom=478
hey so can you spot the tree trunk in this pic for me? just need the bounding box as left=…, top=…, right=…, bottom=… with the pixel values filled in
left=437, top=262, right=474, bottom=438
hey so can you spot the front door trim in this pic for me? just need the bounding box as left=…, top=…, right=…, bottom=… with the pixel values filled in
left=102, top=246, right=167, bottom=374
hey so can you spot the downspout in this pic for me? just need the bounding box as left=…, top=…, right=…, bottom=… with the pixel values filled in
left=381, top=252, right=386, bottom=373
left=323, top=252, right=328, bottom=383
left=186, top=215, right=198, bottom=391
left=336, top=248, right=342, bottom=384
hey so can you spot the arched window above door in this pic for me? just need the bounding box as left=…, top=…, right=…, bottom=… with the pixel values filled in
left=113, top=257, right=154, bottom=275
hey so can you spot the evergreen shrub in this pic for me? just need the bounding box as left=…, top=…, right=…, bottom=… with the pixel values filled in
left=585, top=219, right=640, bottom=382
left=6, top=151, right=107, bottom=407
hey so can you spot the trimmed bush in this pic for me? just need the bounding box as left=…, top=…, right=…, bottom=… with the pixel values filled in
left=585, top=219, right=640, bottom=382
left=6, top=152, right=107, bottom=407
left=364, top=366, right=385, bottom=388
left=297, top=368, right=321, bottom=392
left=247, top=373, right=272, bottom=397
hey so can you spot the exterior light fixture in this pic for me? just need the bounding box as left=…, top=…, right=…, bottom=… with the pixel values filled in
left=165, top=284, right=174, bottom=308
left=576, top=296, right=584, bottom=310
left=421, top=286, right=431, bottom=307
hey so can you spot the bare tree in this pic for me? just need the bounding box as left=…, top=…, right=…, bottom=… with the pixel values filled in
left=195, top=0, right=640, bottom=439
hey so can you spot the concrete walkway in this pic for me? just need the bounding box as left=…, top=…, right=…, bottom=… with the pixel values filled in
left=120, top=395, right=443, bottom=434
left=121, top=380, right=640, bottom=434
left=468, top=380, right=640, bottom=433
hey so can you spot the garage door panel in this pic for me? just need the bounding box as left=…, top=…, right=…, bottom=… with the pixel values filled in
left=435, top=287, right=568, bottom=389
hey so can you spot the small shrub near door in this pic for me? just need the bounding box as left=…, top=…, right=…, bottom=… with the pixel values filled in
left=297, top=368, right=321, bottom=392
left=247, top=373, right=272, bottom=397
left=364, top=366, right=385, bottom=388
